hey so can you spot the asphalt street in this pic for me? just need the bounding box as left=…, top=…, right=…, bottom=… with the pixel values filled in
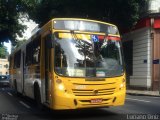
left=0, top=87, right=160, bottom=120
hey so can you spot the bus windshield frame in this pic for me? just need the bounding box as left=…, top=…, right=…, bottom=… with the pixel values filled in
left=54, top=32, right=124, bottom=78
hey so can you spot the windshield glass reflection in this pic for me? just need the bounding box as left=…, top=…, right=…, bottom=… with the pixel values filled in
left=54, top=33, right=124, bottom=77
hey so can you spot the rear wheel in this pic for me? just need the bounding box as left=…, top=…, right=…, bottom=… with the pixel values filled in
left=34, top=85, right=43, bottom=110
left=14, top=80, right=21, bottom=96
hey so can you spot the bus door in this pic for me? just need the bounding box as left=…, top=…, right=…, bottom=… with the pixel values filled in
left=44, top=34, right=52, bottom=103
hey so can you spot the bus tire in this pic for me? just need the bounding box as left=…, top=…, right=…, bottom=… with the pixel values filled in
left=34, top=84, right=43, bottom=110
left=14, top=80, right=20, bottom=96
left=14, top=80, right=17, bottom=91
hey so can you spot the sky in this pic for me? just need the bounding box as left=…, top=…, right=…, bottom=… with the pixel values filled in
left=148, top=0, right=160, bottom=12
left=17, top=18, right=38, bottom=40
left=4, top=41, right=11, bottom=54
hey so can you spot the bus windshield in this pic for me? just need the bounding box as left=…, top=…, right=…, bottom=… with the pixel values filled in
left=54, top=32, right=124, bottom=78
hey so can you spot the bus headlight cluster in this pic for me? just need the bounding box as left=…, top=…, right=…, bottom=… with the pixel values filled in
left=58, top=84, right=65, bottom=90
left=120, top=83, right=124, bottom=88
left=119, top=78, right=125, bottom=90
left=56, top=79, right=62, bottom=84
left=56, top=79, right=66, bottom=91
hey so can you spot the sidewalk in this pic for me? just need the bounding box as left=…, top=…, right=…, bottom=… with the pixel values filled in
left=126, top=89, right=160, bottom=97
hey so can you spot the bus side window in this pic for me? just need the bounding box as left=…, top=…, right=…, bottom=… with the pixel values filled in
left=25, top=36, right=41, bottom=66
left=25, top=42, right=33, bottom=66
left=33, top=37, right=41, bottom=64
left=13, top=50, right=21, bottom=68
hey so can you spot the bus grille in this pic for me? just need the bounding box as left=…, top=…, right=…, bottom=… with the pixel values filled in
left=72, top=88, right=115, bottom=96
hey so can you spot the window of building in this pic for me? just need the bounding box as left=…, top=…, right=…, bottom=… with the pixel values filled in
left=4, top=64, right=9, bottom=68
left=0, top=64, right=2, bottom=69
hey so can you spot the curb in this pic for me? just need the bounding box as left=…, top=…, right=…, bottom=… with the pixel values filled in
left=126, top=91, right=160, bottom=97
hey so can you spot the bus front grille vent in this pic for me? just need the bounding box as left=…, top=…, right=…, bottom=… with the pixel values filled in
left=72, top=88, right=115, bottom=96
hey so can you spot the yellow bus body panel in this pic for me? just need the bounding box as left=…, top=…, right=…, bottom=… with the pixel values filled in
left=50, top=73, right=126, bottom=110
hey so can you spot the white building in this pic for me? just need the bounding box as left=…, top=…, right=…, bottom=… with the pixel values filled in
left=123, top=0, right=160, bottom=90
left=0, top=58, right=9, bottom=75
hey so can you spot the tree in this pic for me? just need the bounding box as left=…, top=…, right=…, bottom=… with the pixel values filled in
left=14, top=39, right=27, bottom=50
left=0, top=44, right=8, bottom=58
left=24, top=0, right=146, bottom=32
left=0, top=0, right=27, bottom=45
left=0, top=0, right=147, bottom=45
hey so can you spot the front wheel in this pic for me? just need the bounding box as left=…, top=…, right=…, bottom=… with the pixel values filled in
left=34, top=86, right=43, bottom=110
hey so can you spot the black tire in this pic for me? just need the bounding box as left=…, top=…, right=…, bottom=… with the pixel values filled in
left=34, top=85, right=43, bottom=110
left=14, top=80, right=17, bottom=91
left=14, top=80, right=21, bottom=97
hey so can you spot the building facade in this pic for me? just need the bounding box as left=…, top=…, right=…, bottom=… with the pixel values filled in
left=123, top=16, right=160, bottom=91
left=0, top=58, right=9, bottom=75
left=123, top=0, right=160, bottom=91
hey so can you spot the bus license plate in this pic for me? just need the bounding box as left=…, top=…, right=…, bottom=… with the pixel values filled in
left=91, top=98, right=102, bottom=103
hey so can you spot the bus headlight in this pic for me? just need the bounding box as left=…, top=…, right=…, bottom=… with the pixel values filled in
left=56, top=79, right=62, bottom=84
left=56, top=79, right=66, bottom=91
left=58, top=84, right=65, bottom=90
left=119, top=78, right=125, bottom=90
left=120, top=83, right=124, bottom=88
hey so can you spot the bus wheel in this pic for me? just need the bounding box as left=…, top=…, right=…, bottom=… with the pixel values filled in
left=34, top=85, right=43, bottom=110
left=14, top=80, right=17, bottom=91
left=14, top=80, right=20, bottom=96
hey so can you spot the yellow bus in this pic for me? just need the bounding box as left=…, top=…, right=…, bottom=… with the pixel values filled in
left=9, top=18, right=126, bottom=110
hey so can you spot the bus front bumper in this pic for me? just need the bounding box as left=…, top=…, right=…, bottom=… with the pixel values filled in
left=52, top=90, right=126, bottom=110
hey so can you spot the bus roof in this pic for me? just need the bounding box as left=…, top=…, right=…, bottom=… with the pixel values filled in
left=52, top=18, right=119, bottom=35
left=52, top=18, right=117, bottom=27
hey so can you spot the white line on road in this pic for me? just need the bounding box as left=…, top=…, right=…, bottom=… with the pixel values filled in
left=7, top=92, right=13, bottom=96
left=126, top=98, right=151, bottom=103
left=19, top=101, right=31, bottom=109
left=151, top=97, right=160, bottom=99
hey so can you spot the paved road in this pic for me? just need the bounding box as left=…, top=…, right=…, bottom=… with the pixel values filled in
left=0, top=87, right=160, bottom=120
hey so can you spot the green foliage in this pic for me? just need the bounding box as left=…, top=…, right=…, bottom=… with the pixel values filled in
left=0, top=0, right=147, bottom=45
left=14, top=39, right=27, bottom=49
left=25, top=0, right=146, bottom=32
left=0, top=0, right=26, bottom=45
left=0, top=44, right=8, bottom=58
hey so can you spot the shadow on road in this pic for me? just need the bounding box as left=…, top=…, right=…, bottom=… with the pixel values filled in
left=0, top=87, right=122, bottom=120
left=32, top=108, right=118, bottom=120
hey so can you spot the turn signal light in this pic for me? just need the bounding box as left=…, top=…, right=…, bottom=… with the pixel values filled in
left=56, top=79, right=62, bottom=84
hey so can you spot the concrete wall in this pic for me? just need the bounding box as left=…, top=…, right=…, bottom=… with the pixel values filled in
left=123, top=27, right=152, bottom=89
left=0, top=58, right=9, bottom=75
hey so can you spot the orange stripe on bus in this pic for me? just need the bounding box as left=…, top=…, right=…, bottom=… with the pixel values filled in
left=98, top=36, right=120, bottom=41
